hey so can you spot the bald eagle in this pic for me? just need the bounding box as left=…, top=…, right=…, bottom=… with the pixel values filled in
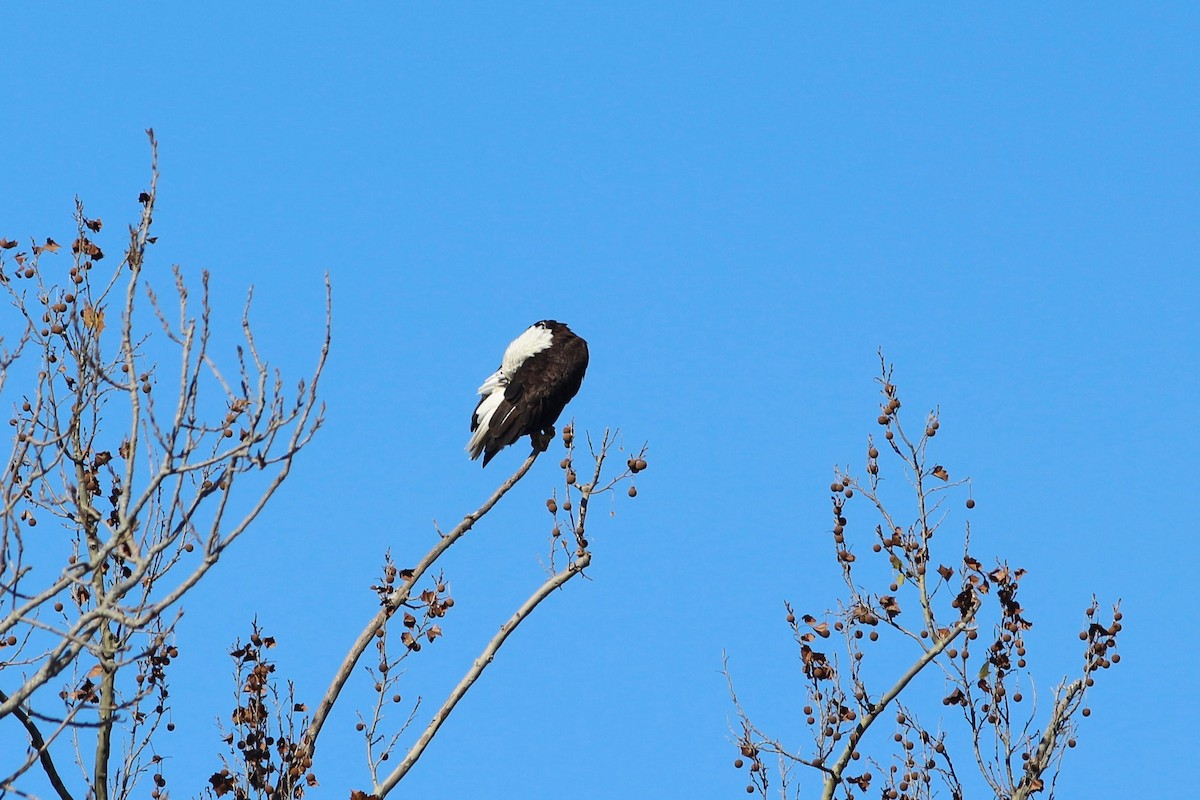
left=467, top=320, right=589, bottom=466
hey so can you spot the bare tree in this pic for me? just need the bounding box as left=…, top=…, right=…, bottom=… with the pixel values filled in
left=1, top=132, right=647, bottom=800
left=0, top=131, right=328, bottom=798
left=726, top=357, right=1121, bottom=800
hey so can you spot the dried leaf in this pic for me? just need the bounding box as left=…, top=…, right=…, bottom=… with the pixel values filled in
left=82, top=305, right=105, bottom=333
left=208, top=770, right=236, bottom=796
left=0, top=238, right=15, bottom=249
left=71, top=237, right=104, bottom=259
left=87, top=663, right=104, bottom=678
left=932, top=465, right=949, bottom=481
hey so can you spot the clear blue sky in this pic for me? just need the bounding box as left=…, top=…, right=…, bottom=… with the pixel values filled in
left=2, top=4, right=1196, bottom=797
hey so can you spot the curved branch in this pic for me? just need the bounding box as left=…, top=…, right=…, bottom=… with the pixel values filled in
left=0, top=687, right=75, bottom=800
left=301, top=449, right=541, bottom=762
left=376, top=550, right=591, bottom=797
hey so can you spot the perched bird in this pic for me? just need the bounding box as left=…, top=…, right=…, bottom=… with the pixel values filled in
left=467, top=320, right=589, bottom=466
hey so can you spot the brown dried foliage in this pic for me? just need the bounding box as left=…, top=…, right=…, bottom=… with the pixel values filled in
left=206, top=623, right=314, bottom=800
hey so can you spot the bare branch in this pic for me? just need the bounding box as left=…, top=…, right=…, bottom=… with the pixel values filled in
left=301, top=448, right=541, bottom=763
left=0, top=688, right=76, bottom=800
left=377, top=548, right=591, bottom=796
